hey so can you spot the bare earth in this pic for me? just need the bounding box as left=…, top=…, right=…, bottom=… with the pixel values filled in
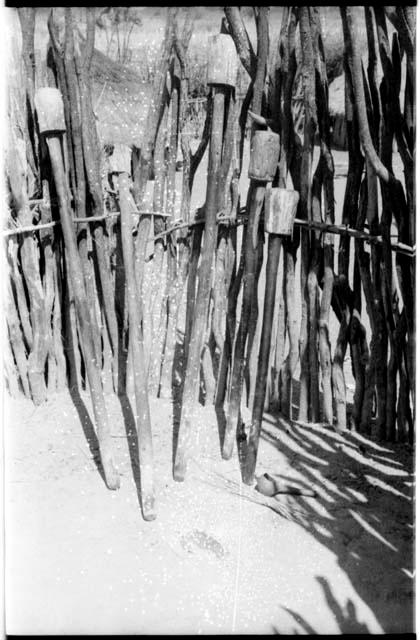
left=5, top=388, right=414, bottom=634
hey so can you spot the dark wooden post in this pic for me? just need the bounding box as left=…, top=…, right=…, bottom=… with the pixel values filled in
left=110, top=144, right=156, bottom=521
left=6, top=277, right=31, bottom=398
left=297, top=6, right=317, bottom=423
left=223, top=130, right=280, bottom=461
left=242, top=187, right=298, bottom=484
left=35, top=87, right=120, bottom=490
left=277, top=7, right=301, bottom=420
left=17, top=7, right=39, bottom=188
left=76, top=9, right=120, bottom=389
left=173, top=33, right=237, bottom=481
left=159, top=73, right=211, bottom=398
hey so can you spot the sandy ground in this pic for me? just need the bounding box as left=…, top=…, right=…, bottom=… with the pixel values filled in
left=4, top=388, right=414, bottom=635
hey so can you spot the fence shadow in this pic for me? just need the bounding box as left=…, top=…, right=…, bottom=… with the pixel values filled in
left=274, top=576, right=371, bottom=634
left=69, top=387, right=106, bottom=486
left=259, top=399, right=414, bottom=634
left=117, top=393, right=143, bottom=509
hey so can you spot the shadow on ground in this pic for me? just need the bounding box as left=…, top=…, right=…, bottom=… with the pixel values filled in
left=258, top=389, right=414, bottom=634
left=69, top=387, right=106, bottom=485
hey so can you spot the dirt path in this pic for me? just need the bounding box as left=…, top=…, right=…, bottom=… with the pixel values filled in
left=5, top=390, right=414, bottom=634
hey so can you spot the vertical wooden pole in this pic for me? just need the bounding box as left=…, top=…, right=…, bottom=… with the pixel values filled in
left=6, top=278, right=31, bottom=399
left=307, top=168, right=321, bottom=424
left=337, top=10, right=366, bottom=432
left=118, top=166, right=156, bottom=520
left=52, top=249, right=67, bottom=392
left=174, top=31, right=237, bottom=480
left=76, top=10, right=120, bottom=385
left=63, top=250, right=83, bottom=392
left=4, top=335, right=20, bottom=399
left=309, top=7, right=335, bottom=426
left=278, top=8, right=300, bottom=420
left=148, top=97, right=170, bottom=393
left=297, top=6, right=316, bottom=423
left=174, top=86, right=227, bottom=480
left=36, top=86, right=120, bottom=489
left=333, top=312, right=349, bottom=433
left=9, top=241, right=33, bottom=351
left=63, top=9, right=103, bottom=370
left=48, top=133, right=120, bottom=488
left=242, top=231, right=281, bottom=483
left=157, top=59, right=179, bottom=398
left=223, top=181, right=266, bottom=460
left=17, top=7, right=39, bottom=189
left=159, top=63, right=210, bottom=398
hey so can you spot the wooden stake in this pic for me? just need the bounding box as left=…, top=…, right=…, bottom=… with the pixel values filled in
left=224, top=182, right=265, bottom=460
left=8, top=240, right=33, bottom=350
left=76, top=12, right=120, bottom=387
left=36, top=85, right=119, bottom=489
left=6, top=279, right=31, bottom=398
left=242, top=230, right=281, bottom=483
left=51, top=249, right=67, bottom=392
left=4, top=336, right=20, bottom=398
left=159, top=55, right=209, bottom=398
left=174, top=82, right=228, bottom=481
left=118, top=169, right=156, bottom=520
left=298, top=6, right=316, bottom=423
left=148, top=98, right=170, bottom=394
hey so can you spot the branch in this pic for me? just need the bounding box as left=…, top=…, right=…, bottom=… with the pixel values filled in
left=47, top=9, right=64, bottom=58
left=81, top=7, right=96, bottom=72
left=384, top=6, right=413, bottom=83
left=343, top=7, right=395, bottom=185
left=224, top=6, right=257, bottom=78
left=174, top=9, right=194, bottom=77
left=189, top=93, right=212, bottom=188
left=251, top=6, right=270, bottom=115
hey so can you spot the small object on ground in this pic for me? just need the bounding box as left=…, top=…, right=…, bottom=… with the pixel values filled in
left=255, top=472, right=317, bottom=498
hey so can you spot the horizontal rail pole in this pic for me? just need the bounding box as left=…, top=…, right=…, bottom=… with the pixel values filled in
left=4, top=207, right=415, bottom=257
left=294, top=218, right=415, bottom=257
left=3, top=209, right=172, bottom=237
